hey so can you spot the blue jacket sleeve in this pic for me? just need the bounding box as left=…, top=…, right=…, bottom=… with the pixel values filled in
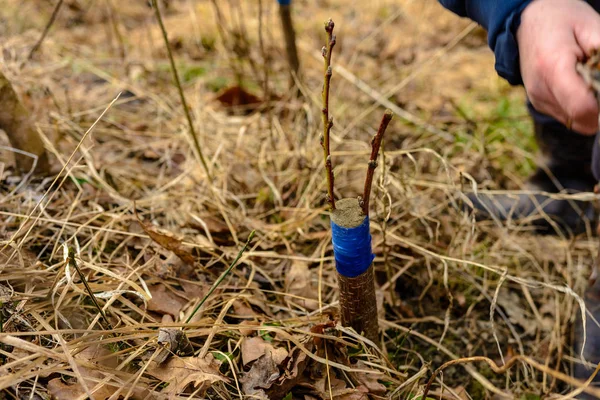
left=438, top=0, right=533, bottom=85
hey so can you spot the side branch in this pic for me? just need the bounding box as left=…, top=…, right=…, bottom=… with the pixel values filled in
left=321, top=19, right=337, bottom=210
left=361, top=109, right=393, bottom=216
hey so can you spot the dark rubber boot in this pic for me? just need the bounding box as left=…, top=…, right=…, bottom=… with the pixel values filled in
left=467, top=102, right=597, bottom=234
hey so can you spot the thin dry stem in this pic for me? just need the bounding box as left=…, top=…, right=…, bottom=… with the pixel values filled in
left=184, top=231, right=255, bottom=324
left=27, top=0, right=64, bottom=60
left=361, top=109, right=393, bottom=216
left=67, top=247, right=114, bottom=331
left=321, top=19, right=336, bottom=210
left=152, top=0, right=212, bottom=181
left=422, top=355, right=600, bottom=399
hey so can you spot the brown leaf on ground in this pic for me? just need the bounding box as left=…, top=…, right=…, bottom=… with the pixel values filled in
left=146, top=353, right=227, bottom=396
left=335, top=391, right=369, bottom=400
left=232, top=298, right=260, bottom=319
left=264, top=346, right=310, bottom=399
left=0, top=70, right=49, bottom=173
left=452, top=385, right=471, bottom=400
left=241, top=341, right=303, bottom=398
left=147, top=284, right=188, bottom=317
left=47, top=378, right=94, bottom=400
left=301, top=376, right=369, bottom=400
left=48, top=343, right=138, bottom=400
left=307, top=373, right=348, bottom=397
left=239, top=320, right=260, bottom=336
left=134, top=209, right=196, bottom=266
left=350, top=361, right=387, bottom=395
left=232, top=293, right=273, bottom=318
left=186, top=214, right=230, bottom=234
left=241, top=336, right=288, bottom=366
left=240, top=347, right=308, bottom=399
left=285, top=261, right=319, bottom=311
left=214, top=85, right=262, bottom=110
left=179, top=278, right=208, bottom=299
left=240, top=352, right=280, bottom=398
left=154, top=328, right=194, bottom=364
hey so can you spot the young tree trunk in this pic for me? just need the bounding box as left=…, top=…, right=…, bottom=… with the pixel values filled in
left=278, top=3, right=300, bottom=83
left=0, top=70, right=49, bottom=174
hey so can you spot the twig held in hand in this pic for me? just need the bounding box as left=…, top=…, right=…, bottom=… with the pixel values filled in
left=185, top=231, right=256, bottom=323
left=321, top=19, right=336, bottom=210
left=152, top=0, right=212, bottom=181
left=361, top=109, right=393, bottom=216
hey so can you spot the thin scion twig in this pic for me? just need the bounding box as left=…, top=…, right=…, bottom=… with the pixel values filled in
left=185, top=231, right=256, bottom=324
left=67, top=247, right=114, bottom=331
left=28, top=0, right=64, bottom=60
left=361, top=109, right=393, bottom=216
left=321, top=19, right=336, bottom=210
left=151, top=0, right=212, bottom=181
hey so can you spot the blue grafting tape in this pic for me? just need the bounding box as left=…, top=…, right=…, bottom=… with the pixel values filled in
left=278, top=0, right=291, bottom=5
left=331, top=216, right=374, bottom=278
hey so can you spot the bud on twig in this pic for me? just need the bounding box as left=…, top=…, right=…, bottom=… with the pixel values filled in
left=321, top=19, right=337, bottom=210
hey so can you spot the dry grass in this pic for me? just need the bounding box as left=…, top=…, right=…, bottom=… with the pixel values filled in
left=0, top=0, right=599, bottom=399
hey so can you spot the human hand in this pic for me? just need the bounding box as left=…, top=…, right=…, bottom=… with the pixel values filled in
left=517, top=0, right=600, bottom=134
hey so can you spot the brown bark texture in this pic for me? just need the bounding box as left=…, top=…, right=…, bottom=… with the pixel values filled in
left=338, top=267, right=379, bottom=343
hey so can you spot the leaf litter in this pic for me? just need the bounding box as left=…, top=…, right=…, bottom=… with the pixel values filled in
left=0, top=0, right=595, bottom=399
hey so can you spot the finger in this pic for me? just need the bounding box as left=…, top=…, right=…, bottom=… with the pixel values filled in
left=549, top=51, right=599, bottom=134
left=573, top=4, right=600, bottom=57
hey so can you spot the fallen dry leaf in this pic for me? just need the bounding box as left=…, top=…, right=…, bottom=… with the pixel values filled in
left=285, top=261, right=319, bottom=311
left=187, top=214, right=230, bottom=234
left=47, top=378, right=96, bottom=400
left=241, top=336, right=287, bottom=366
left=154, top=328, right=194, bottom=364
left=497, top=289, right=537, bottom=335
left=239, top=320, right=260, bottom=336
left=233, top=294, right=273, bottom=318
left=179, top=278, right=208, bottom=299
left=248, top=345, right=310, bottom=399
left=350, top=361, right=386, bottom=395
left=147, top=284, right=188, bottom=317
left=266, top=346, right=310, bottom=399
left=134, top=208, right=196, bottom=266
left=302, top=376, right=369, bottom=400
left=241, top=352, right=281, bottom=398
left=47, top=344, right=134, bottom=400
left=309, top=373, right=348, bottom=397
left=146, top=353, right=227, bottom=396
left=335, top=390, right=369, bottom=400
left=452, top=385, right=471, bottom=400
left=214, top=85, right=262, bottom=111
